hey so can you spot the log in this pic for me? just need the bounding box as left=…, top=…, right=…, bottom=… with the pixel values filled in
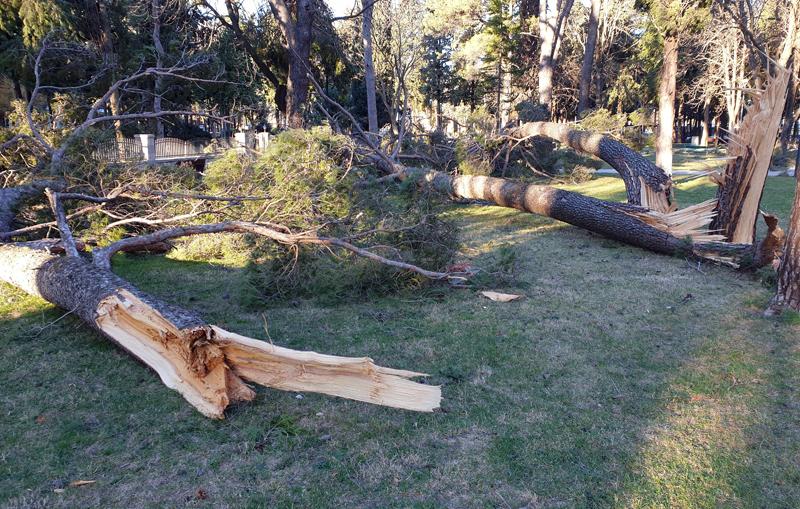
left=510, top=122, right=674, bottom=212
left=401, top=168, right=773, bottom=266
left=0, top=243, right=441, bottom=418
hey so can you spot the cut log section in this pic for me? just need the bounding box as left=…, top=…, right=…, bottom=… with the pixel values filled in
left=0, top=243, right=441, bottom=418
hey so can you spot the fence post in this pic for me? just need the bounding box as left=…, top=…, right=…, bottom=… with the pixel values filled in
left=256, top=132, right=270, bottom=152
left=234, top=132, right=252, bottom=155
left=137, top=134, right=156, bottom=163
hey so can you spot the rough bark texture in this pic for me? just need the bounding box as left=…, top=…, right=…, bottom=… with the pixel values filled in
left=152, top=0, right=166, bottom=138
left=768, top=175, right=800, bottom=313
left=0, top=181, right=53, bottom=234
left=0, top=244, right=441, bottom=417
left=577, top=0, right=601, bottom=115
left=656, top=34, right=678, bottom=175
left=412, top=169, right=699, bottom=255
left=537, top=0, right=574, bottom=111
left=511, top=122, right=673, bottom=211
left=269, top=0, right=313, bottom=128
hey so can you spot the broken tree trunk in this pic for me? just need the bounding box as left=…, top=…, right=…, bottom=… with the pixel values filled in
left=509, top=122, right=674, bottom=212
left=393, top=167, right=781, bottom=267
left=767, top=173, right=800, bottom=314
left=710, top=66, right=791, bottom=243
left=0, top=243, right=441, bottom=418
left=410, top=169, right=719, bottom=253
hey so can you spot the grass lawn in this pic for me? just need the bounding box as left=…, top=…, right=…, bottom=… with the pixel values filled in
left=2, top=175, right=800, bottom=508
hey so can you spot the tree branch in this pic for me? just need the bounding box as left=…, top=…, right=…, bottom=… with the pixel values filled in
left=91, top=220, right=460, bottom=281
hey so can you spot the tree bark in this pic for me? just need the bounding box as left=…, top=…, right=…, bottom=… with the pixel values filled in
left=710, top=67, right=791, bottom=243
left=655, top=34, right=678, bottom=175
left=362, top=0, right=378, bottom=136
left=95, top=0, right=124, bottom=144
left=768, top=171, right=800, bottom=313
left=401, top=168, right=771, bottom=265
left=538, top=0, right=574, bottom=112
left=204, top=0, right=288, bottom=117
left=152, top=0, right=165, bottom=138
left=511, top=122, right=673, bottom=211
left=700, top=98, right=710, bottom=147
left=577, top=0, right=601, bottom=116
left=268, top=0, right=313, bottom=128
left=0, top=181, right=54, bottom=234
left=0, top=243, right=441, bottom=417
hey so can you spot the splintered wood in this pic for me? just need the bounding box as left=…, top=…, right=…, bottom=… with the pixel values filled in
left=710, top=67, right=791, bottom=243
left=639, top=176, right=676, bottom=214
left=623, top=199, right=724, bottom=243
left=95, top=290, right=441, bottom=418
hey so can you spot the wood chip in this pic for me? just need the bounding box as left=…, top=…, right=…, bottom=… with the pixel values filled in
left=68, top=480, right=96, bottom=487
left=481, top=291, right=523, bottom=302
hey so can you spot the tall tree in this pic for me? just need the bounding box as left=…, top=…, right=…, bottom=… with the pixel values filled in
left=361, top=0, right=378, bottom=136
left=538, top=0, right=574, bottom=113
left=577, top=0, right=601, bottom=115
left=420, top=35, right=455, bottom=132
left=641, top=0, right=710, bottom=175
left=655, top=29, right=677, bottom=173
left=151, top=0, right=165, bottom=137
left=268, top=0, right=313, bottom=128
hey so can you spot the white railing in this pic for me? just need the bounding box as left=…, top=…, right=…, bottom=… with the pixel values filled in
left=92, top=132, right=269, bottom=164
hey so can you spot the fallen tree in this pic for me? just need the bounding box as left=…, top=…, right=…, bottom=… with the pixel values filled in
left=0, top=39, right=450, bottom=417
left=0, top=179, right=452, bottom=418
left=507, top=122, right=675, bottom=212
left=0, top=241, right=441, bottom=417
left=349, top=68, right=791, bottom=269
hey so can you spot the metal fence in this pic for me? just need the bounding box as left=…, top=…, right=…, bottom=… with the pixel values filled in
left=92, top=136, right=235, bottom=163
left=93, top=137, right=143, bottom=163
left=155, top=137, right=207, bottom=159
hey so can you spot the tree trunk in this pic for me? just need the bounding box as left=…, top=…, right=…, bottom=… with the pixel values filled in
left=362, top=0, right=378, bottom=136
left=768, top=170, right=800, bottom=313
left=711, top=67, right=791, bottom=243
left=404, top=168, right=769, bottom=262
left=577, top=0, right=601, bottom=116
left=96, top=0, right=124, bottom=144
left=700, top=98, right=710, bottom=147
left=0, top=243, right=440, bottom=417
left=152, top=0, right=165, bottom=138
left=511, top=122, right=673, bottom=211
left=656, top=34, right=678, bottom=175
left=538, top=0, right=574, bottom=113
left=0, top=181, right=53, bottom=234
left=269, top=0, right=313, bottom=128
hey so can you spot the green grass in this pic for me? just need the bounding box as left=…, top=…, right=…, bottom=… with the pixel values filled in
left=596, top=144, right=797, bottom=174
left=2, top=176, right=800, bottom=508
